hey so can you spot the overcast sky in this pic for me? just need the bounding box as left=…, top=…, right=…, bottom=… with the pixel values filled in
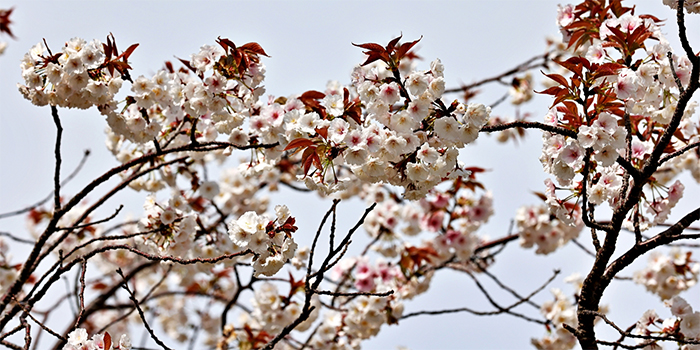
left=1, top=1, right=699, bottom=349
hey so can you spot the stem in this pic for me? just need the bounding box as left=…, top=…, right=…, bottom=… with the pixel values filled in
left=51, top=106, right=62, bottom=211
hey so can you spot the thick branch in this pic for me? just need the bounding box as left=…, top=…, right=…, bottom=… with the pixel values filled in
left=480, top=121, right=577, bottom=138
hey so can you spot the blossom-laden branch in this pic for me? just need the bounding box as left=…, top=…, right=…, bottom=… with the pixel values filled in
left=3, top=1, right=700, bottom=349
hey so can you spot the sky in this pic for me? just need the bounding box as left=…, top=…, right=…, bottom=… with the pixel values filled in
left=1, top=1, right=699, bottom=349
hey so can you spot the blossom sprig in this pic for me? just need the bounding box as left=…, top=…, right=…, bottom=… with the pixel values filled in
left=537, top=1, right=699, bottom=232
left=18, top=34, right=137, bottom=109
left=359, top=173, right=492, bottom=263
left=633, top=296, right=700, bottom=349
left=63, top=328, right=131, bottom=350
left=10, top=1, right=700, bottom=347
left=558, top=0, right=663, bottom=55
left=532, top=274, right=609, bottom=350
left=228, top=206, right=298, bottom=277
left=633, top=248, right=699, bottom=300
left=284, top=38, right=489, bottom=199
left=516, top=203, right=584, bottom=255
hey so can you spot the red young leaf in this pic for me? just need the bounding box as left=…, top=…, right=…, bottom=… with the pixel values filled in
left=0, top=8, right=15, bottom=38
left=164, top=61, right=174, bottom=73
left=395, top=36, right=422, bottom=62
left=537, top=86, right=566, bottom=96
left=386, top=35, right=403, bottom=53
left=114, top=43, right=139, bottom=62
left=284, top=138, right=315, bottom=151
left=288, top=271, right=305, bottom=295
left=343, top=100, right=363, bottom=125
left=352, top=42, right=385, bottom=52
left=91, top=282, right=109, bottom=290
left=543, top=72, right=570, bottom=89
left=463, top=166, right=486, bottom=174
left=216, top=37, right=237, bottom=52
left=532, top=191, right=548, bottom=202
left=352, top=41, right=390, bottom=66
left=359, top=51, right=389, bottom=67
left=639, top=14, right=663, bottom=23
left=240, top=42, right=269, bottom=57
left=562, top=101, right=579, bottom=118
left=301, top=147, right=320, bottom=176
left=104, top=332, right=112, bottom=350
left=176, top=57, right=201, bottom=76
left=300, top=90, right=326, bottom=100
left=315, top=126, right=329, bottom=140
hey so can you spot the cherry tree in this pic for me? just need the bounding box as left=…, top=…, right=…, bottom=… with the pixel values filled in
left=1, top=0, right=700, bottom=349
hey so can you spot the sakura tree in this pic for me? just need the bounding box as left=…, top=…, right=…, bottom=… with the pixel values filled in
left=1, top=0, right=700, bottom=349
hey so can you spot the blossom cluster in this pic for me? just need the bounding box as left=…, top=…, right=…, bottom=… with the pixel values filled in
left=228, top=206, right=298, bottom=277
left=542, top=3, right=697, bottom=231
left=532, top=274, right=608, bottom=350
left=137, top=193, right=202, bottom=258
left=634, top=296, right=700, bottom=349
left=11, top=1, right=700, bottom=348
left=360, top=175, right=493, bottom=260
left=307, top=294, right=404, bottom=349
left=247, top=282, right=319, bottom=334
left=63, top=328, right=131, bottom=350
left=37, top=34, right=492, bottom=201
left=532, top=288, right=578, bottom=350
left=633, top=248, right=699, bottom=300
left=18, top=37, right=128, bottom=109
left=515, top=203, right=583, bottom=255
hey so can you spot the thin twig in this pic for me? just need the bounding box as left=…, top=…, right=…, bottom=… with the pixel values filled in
left=117, top=269, right=173, bottom=350
left=0, top=150, right=90, bottom=220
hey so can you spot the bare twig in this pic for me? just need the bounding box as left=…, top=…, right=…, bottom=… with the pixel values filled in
left=117, top=269, right=173, bottom=350
left=0, top=150, right=90, bottom=220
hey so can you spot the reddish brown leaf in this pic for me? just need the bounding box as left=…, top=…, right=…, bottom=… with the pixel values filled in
left=216, top=37, right=237, bottom=52
left=116, top=43, right=139, bottom=62
left=301, top=147, right=321, bottom=177
left=176, top=57, right=200, bottom=76
left=463, top=166, right=486, bottom=174
left=288, top=271, right=305, bottom=295
left=543, top=73, right=570, bottom=89
left=563, top=101, right=579, bottom=118
left=0, top=8, right=15, bottom=38
left=386, top=35, right=403, bottom=52
left=395, top=36, right=422, bottom=62
left=284, top=138, right=315, bottom=151
left=240, top=42, right=269, bottom=57
left=300, top=90, right=325, bottom=101
left=315, top=126, right=328, bottom=139
left=91, top=282, right=109, bottom=290
left=352, top=42, right=385, bottom=52
left=537, top=86, right=565, bottom=96
left=359, top=52, right=389, bottom=67
left=639, top=14, right=663, bottom=23
left=343, top=101, right=363, bottom=125
left=532, top=191, right=548, bottom=202
left=104, top=332, right=112, bottom=350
